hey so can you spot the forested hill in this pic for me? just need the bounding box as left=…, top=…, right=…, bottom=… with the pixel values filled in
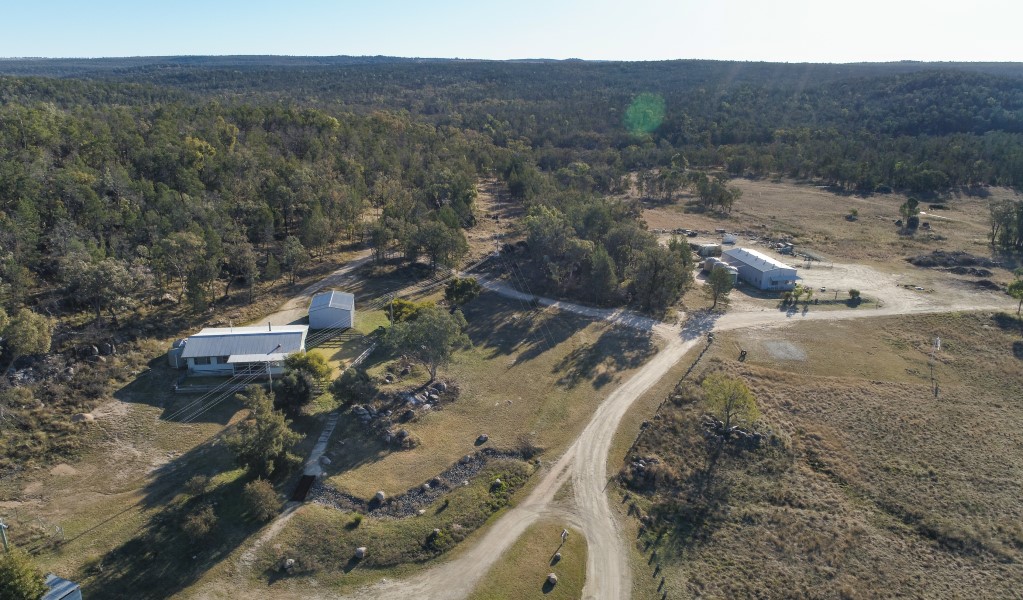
left=4, top=57, right=1021, bottom=193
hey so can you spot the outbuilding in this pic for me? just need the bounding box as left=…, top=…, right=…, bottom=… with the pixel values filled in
left=177, top=325, right=308, bottom=376
left=721, top=247, right=798, bottom=291
left=309, top=290, right=355, bottom=330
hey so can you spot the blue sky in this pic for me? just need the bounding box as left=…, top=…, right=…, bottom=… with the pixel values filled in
left=4, top=0, right=1020, bottom=62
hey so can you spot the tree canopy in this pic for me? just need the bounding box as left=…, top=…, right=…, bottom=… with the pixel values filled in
left=702, top=373, right=759, bottom=432
left=384, top=305, right=470, bottom=381
left=0, top=548, right=47, bottom=600
left=224, top=386, right=302, bottom=476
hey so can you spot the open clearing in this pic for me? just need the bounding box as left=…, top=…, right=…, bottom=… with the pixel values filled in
left=623, top=311, right=1023, bottom=598
left=643, top=178, right=1021, bottom=281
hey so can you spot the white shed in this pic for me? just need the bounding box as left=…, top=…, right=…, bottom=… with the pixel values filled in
left=721, top=247, right=799, bottom=291
left=309, top=290, right=355, bottom=330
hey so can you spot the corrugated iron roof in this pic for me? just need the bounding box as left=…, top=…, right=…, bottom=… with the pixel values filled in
left=310, top=290, right=355, bottom=312
left=722, top=247, right=796, bottom=272
left=43, top=574, right=80, bottom=600
left=181, top=326, right=307, bottom=359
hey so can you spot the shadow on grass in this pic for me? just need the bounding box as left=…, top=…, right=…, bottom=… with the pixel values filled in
left=82, top=437, right=272, bottom=599
left=461, top=292, right=590, bottom=363
left=552, top=326, right=656, bottom=389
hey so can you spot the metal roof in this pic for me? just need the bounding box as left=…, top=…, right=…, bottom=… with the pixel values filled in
left=310, top=290, right=355, bottom=312
left=722, top=247, right=797, bottom=272
left=43, top=574, right=80, bottom=600
left=227, top=353, right=289, bottom=363
left=181, top=325, right=307, bottom=359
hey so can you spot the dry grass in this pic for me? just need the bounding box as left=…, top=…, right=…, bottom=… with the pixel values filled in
left=469, top=521, right=587, bottom=600
left=325, top=290, right=660, bottom=498
left=624, top=311, right=1023, bottom=598
left=642, top=178, right=1021, bottom=281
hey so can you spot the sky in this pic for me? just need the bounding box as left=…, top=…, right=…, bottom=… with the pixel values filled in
left=3, top=0, right=1021, bottom=63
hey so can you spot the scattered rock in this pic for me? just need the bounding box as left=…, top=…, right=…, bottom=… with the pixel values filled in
left=418, top=509, right=426, bottom=516
left=355, top=547, right=367, bottom=559
left=71, top=413, right=95, bottom=423
left=432, top=381, right=447, bottom=392
left=476, top=433, right=489, bottom=444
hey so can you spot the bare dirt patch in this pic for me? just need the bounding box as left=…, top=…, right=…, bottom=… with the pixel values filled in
left=48, top=464, right=78, bottom=477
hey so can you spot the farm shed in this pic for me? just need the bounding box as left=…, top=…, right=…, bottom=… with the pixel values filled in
left=309, top=290, right=355, bottom=329
left=721, top=247, right=798, bottom=291
left=177, top=325, right=308, bottom=376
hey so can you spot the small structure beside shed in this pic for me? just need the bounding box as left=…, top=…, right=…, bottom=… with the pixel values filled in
left=309, top=290, right=355, bottom=330
left=695, top=243, right=722, bottom=257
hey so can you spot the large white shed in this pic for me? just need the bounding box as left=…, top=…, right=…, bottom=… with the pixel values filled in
left=721, top=247, right=798, bottom=291
left=309, top=290, right=355, bottom=330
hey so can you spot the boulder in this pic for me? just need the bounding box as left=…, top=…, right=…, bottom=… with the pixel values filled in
left=476, top=433, right=489, bottom=444
left=373, top=490, right=386, bottom=502
left=71, top=413, right=95, bottom=423
left=547, top=573, right=558, bottom=585
left=355, top=547, right=367, bottom=559
left=432, top=381, right=448, bottom=392
left=282, top=558, right=296, bottom=572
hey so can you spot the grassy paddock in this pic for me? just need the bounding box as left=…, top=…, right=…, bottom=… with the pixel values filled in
left=642, top=178, right=1012, bottom=274
left=622, top=311, right=1023, bottom=598
left=469, top=521, right=587, bottom=600
left=324, top=290, right=660, bottom=498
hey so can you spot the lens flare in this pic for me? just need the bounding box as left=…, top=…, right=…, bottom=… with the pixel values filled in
left=624, top=93, right=665, bottom=136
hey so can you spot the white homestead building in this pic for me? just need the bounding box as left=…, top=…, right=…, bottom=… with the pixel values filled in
left=177, top=325, right=308, bottom=376
left=721, top=247, right=799, bottom=291
left=308, top=290, right=355, bottom=330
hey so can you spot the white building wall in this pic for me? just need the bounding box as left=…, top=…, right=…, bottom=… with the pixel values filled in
left=309, top=307, right=354, bottom=329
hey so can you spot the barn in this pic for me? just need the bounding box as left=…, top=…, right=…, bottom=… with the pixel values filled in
left=721, top=247, right=798, bottom=291
left=309, top=290, right=355, bottom=330
left=177, top=325, right=308, bottom=376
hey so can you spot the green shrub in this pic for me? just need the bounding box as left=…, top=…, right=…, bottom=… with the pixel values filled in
left=182, top=504, right=218, bottom=541
left=184, top=474, right=212, bottom=497
left=243, top=479, right=280, bottom=522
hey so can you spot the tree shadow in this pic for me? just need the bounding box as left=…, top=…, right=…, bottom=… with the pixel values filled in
left=679, top=310, right=721, bottom=342
left=552, top=327, right=656, bottom=389
left=461, top=292, right=589, bottom=362
left=83, top=437, right=269, bottom=599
